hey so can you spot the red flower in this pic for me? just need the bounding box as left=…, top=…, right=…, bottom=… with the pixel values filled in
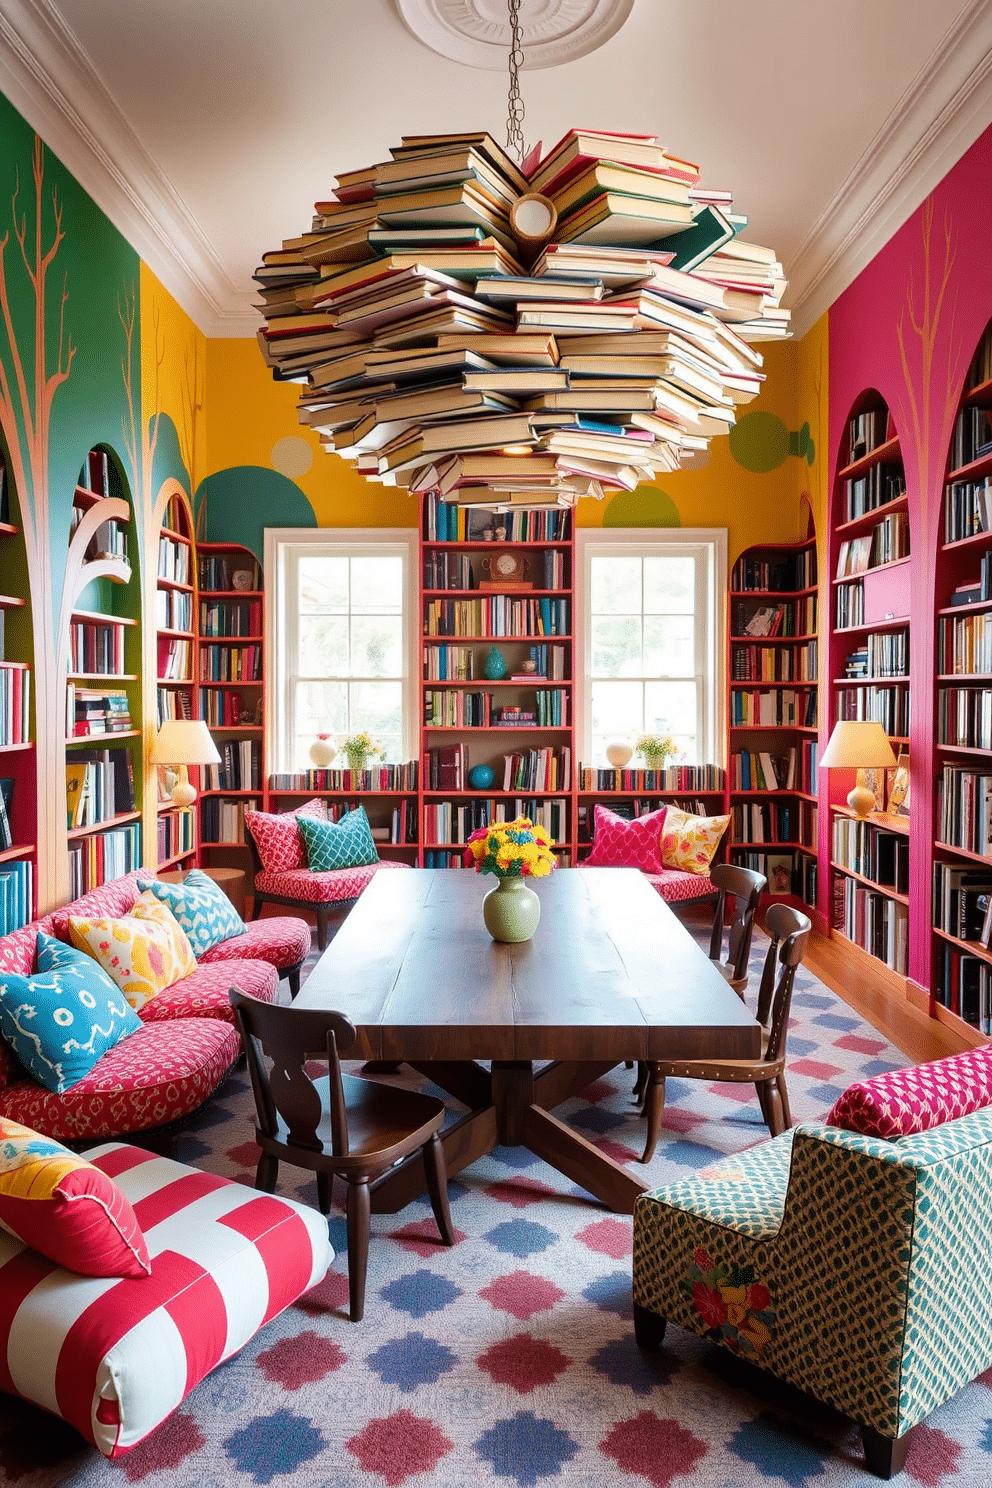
left=692, top=1282, right=726, bottom=1328
left=693, top=1247, right=712, bottom=1270
left=748, top=1283, right=770, bottom=1311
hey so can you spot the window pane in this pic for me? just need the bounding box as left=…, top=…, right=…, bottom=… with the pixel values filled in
left=591, top=556, right=641, bottom=614
left=298, top=556, right=348, bottom=613
left=591, top=680, right=642, bottom=736
left=351, top=681, right=403, bottom=762
left=645, top=680, right=698, bottom=761
left=643, top=615, right=695, bottom=675
left=298, top=615, right=348, bottom=675
left=644, top=555, right=695, bottom=614
left=591, top=615, right=642, bottom=676
left=294, top=680, right=348, bottom=770
left=351, top=616, right=403, bottom=677
left=351, top=555, right=403, bottom=614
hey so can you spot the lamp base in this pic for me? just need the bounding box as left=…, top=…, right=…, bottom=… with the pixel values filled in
left=847, top=776, right=877, bottom=819
left=170, top=765, right=197, bottom=808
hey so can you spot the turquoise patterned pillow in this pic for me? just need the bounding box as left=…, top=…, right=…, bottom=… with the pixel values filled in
left=137, top=869, right=246, bottom=957
left=0, top=934, right=141, bottom=1093
left=297, top=808, right=378, bottom=872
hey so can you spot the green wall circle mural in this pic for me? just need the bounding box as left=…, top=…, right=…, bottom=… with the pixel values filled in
left=603, top=487, right=681, bottom=527
left=729, top=411, right=791, bottom=473
left=195, top=466, right=317, bottom=564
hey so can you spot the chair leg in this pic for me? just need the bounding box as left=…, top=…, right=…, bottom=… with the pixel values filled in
left=633, top=1302, right=668, bottom=1352
left=316, top=1171, right=333, bottom=1215
left=250, top=896, right=263, bottom=923
left=255, top=1151, right=279, bottom=1193
left=640, top=1064, right=666, bottom=1163
left=346, top=1179, right=371, bottom=1323
left=422, top=1132, right=455, bottom=1246
left=758, top=1079, right=786, bottom=1138
left=861, top=1423, right=912, bottom=1479
left=776, top=1072, right=793, bottom=1129
left=316, top=906, right=330, bottom=952
left=286, top=967, right=301, bottom=998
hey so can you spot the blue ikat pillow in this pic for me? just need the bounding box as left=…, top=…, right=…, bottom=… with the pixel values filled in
left=297, top=807, right=378, bottom=872
left=137, top=869, right=246, bottom=957
left=0, top=933, right=141, bottom=1093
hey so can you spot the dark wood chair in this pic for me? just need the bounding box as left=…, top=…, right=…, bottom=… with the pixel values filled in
left=229, top=988, right=455, bottom=1321
left=636, top=902, right=812, bottom=1162
left=244, top=828, right=358, bottom=952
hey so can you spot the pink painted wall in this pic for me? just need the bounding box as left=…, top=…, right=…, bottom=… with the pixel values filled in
left=825, top=122, right=992, bottom=988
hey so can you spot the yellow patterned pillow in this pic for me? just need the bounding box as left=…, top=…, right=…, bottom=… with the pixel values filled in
left=67, top=891, right=197, bottom=1011
left=659, top=806, right=731, bottom=876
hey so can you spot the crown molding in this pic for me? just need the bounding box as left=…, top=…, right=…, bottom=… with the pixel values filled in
left=0, top=0, right=235, bottom=333
left=789, top=0, right=992, bottom=339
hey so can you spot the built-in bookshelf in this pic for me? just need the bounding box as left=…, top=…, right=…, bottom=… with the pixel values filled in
left=933, top=320, right=992, bottom=1038
left=268, top=763, right=420, bottom=863
left=420, top=492, right=574, bottom=866
left=0, top=445, right=35, bottom=931
left=727, top=530, right=819, bottom=907
left=155, top=489, right=198, bottom=870
left=197, top=542, right=264, bottom=877
left=65, top=448, right=141, bottom=898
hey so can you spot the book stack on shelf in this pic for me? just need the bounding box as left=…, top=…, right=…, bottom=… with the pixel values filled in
left=932, top=319, right=992, bottom=1036
left=728, top=534, right=818, bottom=905
left=156, top=491, right=198, bottom=869
left=255, top=128, right=787, bottom=516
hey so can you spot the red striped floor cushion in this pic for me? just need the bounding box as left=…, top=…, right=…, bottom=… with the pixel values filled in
left=198, top=915, right=311, bottom=972
left=254, top=857, right=410, bottom=904
left=0, top=1019, right=239, bottom=1142
left=0, top=1143, right=333, bottom=1456
left=826, top=1044, right=992, bottom=1138
left=643, top=869, right=717, bottom=904
left=135, top=960, right=279, bottom=1025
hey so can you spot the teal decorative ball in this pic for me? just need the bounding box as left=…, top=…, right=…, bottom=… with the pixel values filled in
left=469, top=764, right=495, bottom=790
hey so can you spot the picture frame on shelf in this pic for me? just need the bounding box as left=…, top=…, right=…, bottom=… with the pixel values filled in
left=157, top=765, right=178, bottom=804
left=861, top=767, right=885, bottom=813
left=886, top=753, right=910, bottom=817
left=766, top=854, right=793, bottom=895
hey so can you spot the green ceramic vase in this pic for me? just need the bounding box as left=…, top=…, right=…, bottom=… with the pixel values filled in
left=483, top=876, right=541, bottom=943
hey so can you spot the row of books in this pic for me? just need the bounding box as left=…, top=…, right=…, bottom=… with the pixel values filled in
left=836, top=512, right=910, bottom=578
left=732, top=596, right=817, bottom=638
left=159, top=637, right=193, bottom=682
left=934, top=947, right=992, bottom=1032
left=199, top=556, right=260, bottom=593
left=938, top=611, right=992, bottom=675
left=422, top=688, right=568, bottom=728
left=731, top=747, right=798, bottom=792
left=0, top=777, right=14, bottom=851
left=937, top=765, right=992, bottom=857
left=729, top=687, right=817, bottom=727
left=268, top=761, right=419, bottom=791
left=966, top=327, right=992, bottom=393
left=844, top=630, right=909, bottom=679
left=157, top=686, right=193, bottom=726
left=732, top=800, right=812, bottom=846
left=937, top=686, right=992, bottom=750
left=932, top=859, right=992, bottom=945
left=200, top=600, right=263, bottom=638
left=200, top=797, right=257, bottom=844
left=833, top=876, right=909, bottom=973
left=731, top=642, right=818, bottom=682
left=157, top=807, right=195, bottom=864
left=423, top=492, right=571, bottom=542
left=67, top=824, right=141, bottom=900
left=199, top=644, right=262, bottom=682
left=836, top=683, right=910, bottom=737
left=0, top=860, right=32, bottom=935
left=155, top=587, right=193, bottom=632
left=68, top=685, right=131, bottom=737
left=204, top=739, right=261, bottom=792
left=942, top=477, right=992, bottom=543
left=422, top=547, right=568, bottom=592
left=949, top=404, right=992, bottom=472
left=66, top=747, right=136, bottom=828
left=422, top=641, right=568, bottom=681
left=843, top=461, right=904, bottom=522
left=834, top=582, right=864, bottom=629
left=69, top=620, right=125, bottom=677
left=731, top=548, right=816, bottom=592
left=833, top=817, right=910, bottom=892
left=423, top=595, right=569, bottom=638
left=847, top=408, right=894, bottom=465
left=157, top=534, right=191, bottom=585
left=578, top=763, right=725, bottom=791
left=0, top=664, right=29, bottom=747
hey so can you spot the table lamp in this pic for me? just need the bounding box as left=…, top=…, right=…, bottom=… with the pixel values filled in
left=819, top=719, right=897, bottom=818
left=150, top=719, right=221, bottom=807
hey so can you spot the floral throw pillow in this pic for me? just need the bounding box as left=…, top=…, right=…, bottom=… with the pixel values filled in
left=67, top=892, right=197, bottom=1012
left=244, top=799, right=327, bottom=873
left=660, top=805, right=731, bottom=876
left=583, top=804, right=667, bottom=873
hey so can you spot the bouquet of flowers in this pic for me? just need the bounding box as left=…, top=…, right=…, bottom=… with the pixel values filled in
left=635, top=733, right=679, bottom=770
left=341, top=730, right=382, bottom=772
left=463, top=817, right=556, bottom=879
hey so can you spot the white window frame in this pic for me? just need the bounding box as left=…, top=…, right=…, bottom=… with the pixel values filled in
left=575, top=527, right=727, bottom=769
left=264, top=527, right=419, bottom=775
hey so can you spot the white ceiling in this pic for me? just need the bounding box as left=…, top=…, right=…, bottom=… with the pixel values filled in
left=2, top=0, right=991, bottom=340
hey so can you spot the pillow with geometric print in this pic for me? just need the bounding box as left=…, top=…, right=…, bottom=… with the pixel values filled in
left=583, top=803, right=667, bottom=873
left=136, top=869, right=246, bottom=957
left=297, top=807, right=378, bottom=872
left=659, top=805, right=731, bottom=876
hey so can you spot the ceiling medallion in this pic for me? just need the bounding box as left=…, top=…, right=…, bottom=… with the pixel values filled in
left=394, top=0, right=634, bottom=69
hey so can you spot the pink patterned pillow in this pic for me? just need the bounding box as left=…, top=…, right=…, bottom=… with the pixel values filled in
left=244, top=799, right=327, bottom=873
left=582, top=804, right=667, bottom=873
left=826, top=1046, right=992, bottom=1139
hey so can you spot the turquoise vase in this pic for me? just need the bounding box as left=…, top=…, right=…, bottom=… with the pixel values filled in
left=483, top=877, right=541, bottom=943
left=483, top=646, right=507, bottom=680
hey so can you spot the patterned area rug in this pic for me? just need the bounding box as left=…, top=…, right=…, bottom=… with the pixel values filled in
left=3, top=930, right=992, bottom=1487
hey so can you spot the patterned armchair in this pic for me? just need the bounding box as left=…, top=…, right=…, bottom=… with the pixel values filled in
left=632, top=1108, right=992, bottom=1478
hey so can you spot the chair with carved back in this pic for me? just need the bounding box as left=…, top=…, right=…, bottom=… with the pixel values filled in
left=636, top=902, right=811, bottom=1162
left=229, top=988, right=455, bottom=1321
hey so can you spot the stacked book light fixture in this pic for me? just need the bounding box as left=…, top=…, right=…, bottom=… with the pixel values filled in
left=255, top=5, right=788, bottom=509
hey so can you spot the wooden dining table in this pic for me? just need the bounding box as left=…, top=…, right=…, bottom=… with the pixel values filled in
left=295, top=866, right=761, bottom=1215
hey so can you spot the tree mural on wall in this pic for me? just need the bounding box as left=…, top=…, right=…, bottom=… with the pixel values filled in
left=0, top=136, right=77, bottom=906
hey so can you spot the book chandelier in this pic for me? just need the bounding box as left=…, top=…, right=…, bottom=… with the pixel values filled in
left=256, top=22, right=787, bottom=508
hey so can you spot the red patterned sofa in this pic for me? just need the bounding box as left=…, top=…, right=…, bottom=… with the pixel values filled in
left=0, top=870, right=310, bottom=1145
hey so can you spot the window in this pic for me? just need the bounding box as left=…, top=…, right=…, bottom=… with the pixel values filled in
left=266, top=529, right=417, bottom=772
left=576, top=529, right=725, bottom=768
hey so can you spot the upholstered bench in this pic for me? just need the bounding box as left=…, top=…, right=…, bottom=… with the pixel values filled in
left=581, top=801, right=730, bottom=910
left=631, top=1044, right=992, bottom=1479
left=0, top=1122, right=333, bottom=1457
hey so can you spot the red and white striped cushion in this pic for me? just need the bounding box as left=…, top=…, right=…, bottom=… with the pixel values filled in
left=643, top=869, right=717, bottom=904
left=254, top=858, right=410, bottom=904
left=135, top=959, right=279, bottom=1025
left=0, top=1144, right=333, bottom=1457
left=199, top=915, right=311, bottom=971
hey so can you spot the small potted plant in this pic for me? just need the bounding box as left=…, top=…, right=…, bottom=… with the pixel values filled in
left=341, top=730, right=382, bottom=774
left=463, top=816, right=556, bottom=942
left=636, top=732, right=679, bottom=772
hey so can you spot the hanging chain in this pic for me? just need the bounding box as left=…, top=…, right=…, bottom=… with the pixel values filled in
left=505, top=0, right=526, bottom=163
